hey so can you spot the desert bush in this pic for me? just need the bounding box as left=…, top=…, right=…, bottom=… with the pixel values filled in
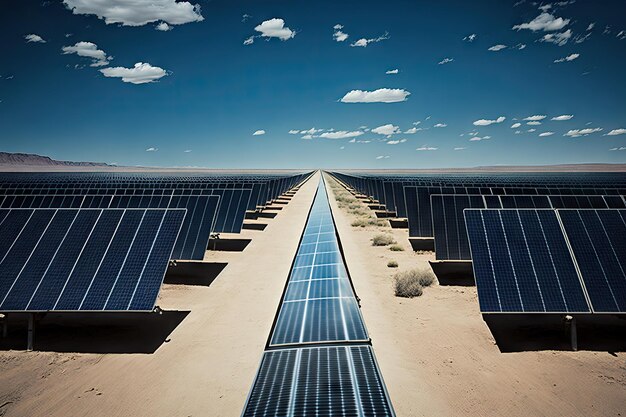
left=372, top=234, right=396, bottom=246
left=387, top=260, right=398, bottom=268
left=389, top=244, right=404, bottom=251
left=393, top=267, right=436, bottom=298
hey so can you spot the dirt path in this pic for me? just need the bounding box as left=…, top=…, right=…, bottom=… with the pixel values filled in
left=0, top=172, right=319, bottom=417
left=324, top=174, right=626, bottom=417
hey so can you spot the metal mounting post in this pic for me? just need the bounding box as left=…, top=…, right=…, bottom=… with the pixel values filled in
left=27, top=314, right=34, bottom=351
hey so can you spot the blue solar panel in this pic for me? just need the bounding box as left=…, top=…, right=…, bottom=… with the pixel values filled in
left=242, top=346, right=394, bottom=417
left=0, top=208, right=185, bottom=312
left=559, top=209, right=626, bottom=313
left=464, top=209, right=590, bottom=313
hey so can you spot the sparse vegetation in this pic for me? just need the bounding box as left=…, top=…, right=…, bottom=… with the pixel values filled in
left=372, top=233, right=396, bottom=246
left=389, top=244, right=404, bottom=251
left=393, top=267, right=436, bottom=298
left=387, top=260, right=398, bottom=268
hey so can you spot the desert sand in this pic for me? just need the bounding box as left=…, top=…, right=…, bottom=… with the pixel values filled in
left=1, top=170, right=625, bottom=417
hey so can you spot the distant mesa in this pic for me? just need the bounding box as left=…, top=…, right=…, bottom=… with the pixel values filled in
left=0, top=152, right=112, bottom=167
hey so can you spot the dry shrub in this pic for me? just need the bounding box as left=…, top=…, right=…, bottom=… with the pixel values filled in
left=372, top=234, right=396, bottom=246
left=393, top=267, right=436, bottom=298
left=387, top=260, right=398, bottom=268
left=389, top=244, right=404, bottom=252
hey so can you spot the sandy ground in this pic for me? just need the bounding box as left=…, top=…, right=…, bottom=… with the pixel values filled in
left=0, top=172, right=320, bottom=417
left=324, top=174, right=626, bottom=417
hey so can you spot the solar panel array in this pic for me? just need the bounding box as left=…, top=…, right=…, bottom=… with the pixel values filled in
left=0, top=208, right=185, bottom=312
left=243, top=178, right=394, bottom=416
left=0, top=193, right=220, bottom=261
left=432, top=194, right=626, bottom=261
left=465, top=208, right=626, bottom=314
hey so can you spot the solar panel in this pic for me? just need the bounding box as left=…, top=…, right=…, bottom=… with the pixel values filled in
left=0, top=194, right=219, bottom=261
left=559, top=209, right=626, bottom=313
left=242, top=345, right=394, bottom=417
left=269, top=180, right=367, bottom=346
left=0, top=208, right=185, bottom=312
left=464, top=209, right=590, bottom=313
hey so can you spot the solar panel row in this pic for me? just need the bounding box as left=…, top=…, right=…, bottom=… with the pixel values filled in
left=465, top=209, right=626, bottom=314
left=0, top=208, right=185, bottom=312
left=243, top=177, right=394, bottom=416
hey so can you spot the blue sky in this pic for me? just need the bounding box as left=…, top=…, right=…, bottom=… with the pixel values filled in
left=1, top=0, right=625, bottom=169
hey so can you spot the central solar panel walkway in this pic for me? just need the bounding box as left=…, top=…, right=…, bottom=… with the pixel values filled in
left=242, top=176, right=395, bottom=416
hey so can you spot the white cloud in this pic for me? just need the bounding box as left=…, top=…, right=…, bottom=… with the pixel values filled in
left=513, top=13, right=570, bottom=32
left=539, top=132, right=555, bottom=137
left=333, top=24, right=349, bottom=42
left=405, top=127, right=423, bottom=134
left=242, top=14, right=251, bottom=23
left=340, top=88, right=410, bottom=103
left=511, top=122, right=522, bottom=128
left=540, top=29, right=572, bottom=46
left=488, top=44, right=507, bottom=51
left=386, top=69, right=399, bottom=74
left=340, top=146, right=345, bottom=149
left=617, top=30, right=626, bottom=40
left=25, top=34, right=46, bottom=43
left=155, top=22, right=173, bottom=31
left=301, top=134, right=313, bottom=140
left=288, top=129, right=300, bottom=134
left=146, top=147, right=158, bottom=152
left=387, top=139, right=407, bottom=145
left=300, top=128, right=322, bottom=135
left=606, top=129, right=626, bottom=136
left=524, top=115, right=547, bottom=121
left=376, top=155, right=390, bottom=159
left=433, top=123, right=447, bottom=128
left=610, top=147, right=626, bottom=151
left=538, top=4, right=552, bottom=12
left=416, top=146, right=438, bottom=151
left=552, top=114, right=573, bottom=120
left=517, top=43, right=527, bottom=49
left=473, top=116, right=505, bottom=126
left=319, top=130, right=363, bottom=139
left=350, top=32, right=389, bottom=47
left=372, top=124, right=400, bottom=135
left=184, top=149, right=192, bottom=152
left=100, top=62, right=167, bottom=84
left=438, top=57, right=454, bottom=65
left=254, top=18, right=295, bottom=41
left=62, top=0, right=204, bottom=26
left=469, top=136, right=490, bottom=141
left=527, top=121, right=542, bottom=125
left=463, top=34, right=476, bottom=42
left=587, top=23, right=595, bottom=31
left=564, top=127, right=603, bottom=137
left=62, top=41, right=111, bottom=67
left=243, top=37, right=255, bottom=45
left=554, top=53, right=579, bottom=63
left=252, top=129, right=266, bottom=136
left=454, top=147, right=467, bottom=151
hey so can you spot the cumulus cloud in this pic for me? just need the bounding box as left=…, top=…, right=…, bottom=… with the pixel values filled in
left=540, top=29, right=572, bottom=46
left=300, top=128, right=323, bottom=135
left=376, top=155, right=390, bottom=159
left=100, top=62, right=167, bottom=84
left=438, top=57, right=454, bottom=65
left=252, top=129, right=265, bottom=136
left=387, top=139, right=407, bottom=145
left=62, top=0, right=204, bottom=26
left=155, top=22, right=173, bottom=31
left=288, top=129, right=300, bottom=134
left=473, top=116, right=506, bottom=126
left=319, top=130, right=363, bottom=139
left=511, top=122, right=522, bottom=128
left=564, top=127, right=603, bottom=137
left=350, top=32, right=389, bottom=47
left=606, top=129, right=626, bottom=136
left=256, top=18, right=295, bottom=40
left=488, top=44, right=507, bottom=51
left=416, top=146, right=438, bottom=151
left=463, top=34, right=477, bottom=42
left=372, top=124, right=400, bottom=136
left=527, top=121, right=542, bottom=125
left=552, top=114, right=573, bottom=120
left=146, top=147, right=158, bottom=152
left=333, top=24, right=348, bottom=42
left=454, top=147, right=467, bottom=151
left=433, top=123, right=447, bottom=128
left=513, top=13, right=570, bottom=32
left=385, top=69, right=399, bottom=74
left=610, top=147, right=626, bottom=151
left=340, top=88, right=410, bottom=103
left=405, top=127, right=423, bottom=134
left=554, top=53, right=579, bottom=62
left=25, top=34, right=46, bottom=43
left=539, top=132, right=555, bottom=137
left=469, top=136, right=491, bottom=141
left=62, top=41, right=111, bottom=67
left=524, top=115, right=547, bottom=121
